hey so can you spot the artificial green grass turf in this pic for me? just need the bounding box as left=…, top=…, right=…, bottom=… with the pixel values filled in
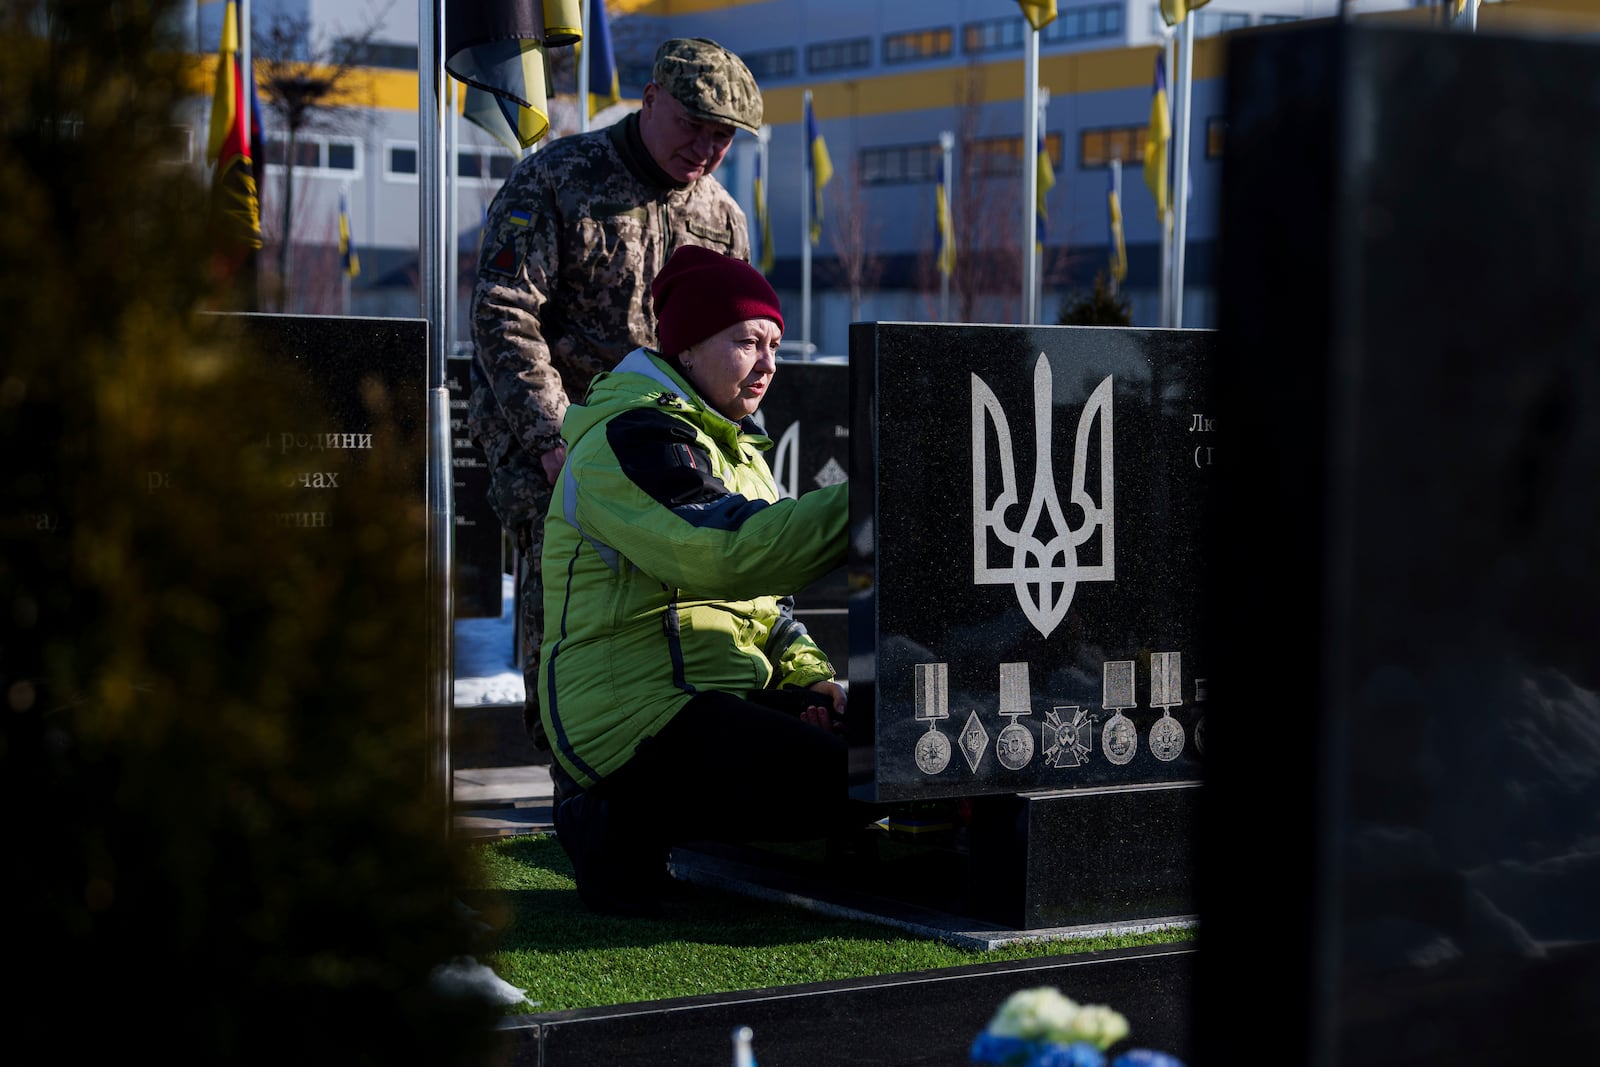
left=462, top=835, right=1192, bottom=1015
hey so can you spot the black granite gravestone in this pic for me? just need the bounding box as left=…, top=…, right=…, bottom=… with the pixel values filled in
left=227, top=313, right=429, bottom=531
left=1200, top=23, right=1600, bottom=1067
left=849, top=323, right=1216, bottom=804
left=216, top=313, right=431, bottom=699
left=842, top=321, right=1217, bottom=929
left=755, top=359, right=851, bottom=664
left=446, top=352, right=504, bottom=619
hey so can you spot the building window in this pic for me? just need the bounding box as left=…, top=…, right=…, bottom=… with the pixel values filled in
left=457, top=148, right=516, bottom=182
left=963, top=16, right=1025, bottom=54
left=860, top=142, right=941, bottom=185
left=1149, top=6, right=1250, bottom=37
left=263, top=134, right=361, bottom=175
left=1080, top=125, right=1148, bottom=169
left=965, top=4, right=1121, bottom=54
left=1206, top=117, right=1226, bottom=159
left=807, top=37, right=871, bottom=74
left=387, top=142, right=418, bottom=181
left=883, top=27, right=953, bottom=65
left=1045, top=4, right=1122, bottom=42
left=339, top=39, right=419, bottom=70
left=1261, top=13, right=1299, bottom=24
left=741, top=47, right=797, bottom=82
left=971, top=133, right=1064, bottom=178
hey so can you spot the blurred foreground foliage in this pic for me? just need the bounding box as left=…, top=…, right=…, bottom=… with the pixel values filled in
left=0, top=3, right=498, bottom=1061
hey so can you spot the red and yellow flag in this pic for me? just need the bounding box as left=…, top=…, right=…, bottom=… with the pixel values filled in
left=207, top=0, right=262, bottom=305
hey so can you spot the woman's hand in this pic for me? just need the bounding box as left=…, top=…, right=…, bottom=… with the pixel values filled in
left=799, top=680, right=847, bottom=733
left=540, top=444, right=567, bottom=485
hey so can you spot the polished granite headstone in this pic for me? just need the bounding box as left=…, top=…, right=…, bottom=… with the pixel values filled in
left=849, top=323, right=1217, bottom=804
left=754, top=359, right=851, bottom=665
left=1201, top=23, right=1600, bottom=1067
left=446, top=353, right=503, bottom=619
left=226, top=313, right=429, bottom=528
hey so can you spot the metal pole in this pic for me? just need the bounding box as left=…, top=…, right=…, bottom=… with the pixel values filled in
left=1172, top=15, right=1195, bottom=329
left=578, top=0, right=590, bottom=133
left=1161, top=32, right=1175, bottom=328
left=446, top=78, right=459, bottom=345
left=801, top=89, right=812, bottom=358
left=940, top=129, right=953, bottom=322
left=420, top=0, right=454, bottom=829
left=1022, top=26, right=1040, bottom=325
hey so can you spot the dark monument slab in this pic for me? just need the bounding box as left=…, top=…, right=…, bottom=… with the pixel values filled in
left=803, top=322, right=1217, bottom=931
left=446, top=352, right=505, bottom=619
left=754, top=358, right=851, bottom=664
left=218, top=312, right=432, bottom=703
left=226, top=312, right=429, bottom=528
left=849, top=323, right=1216, bottom=805
left=1201, top=22, right=1600, bottom=1066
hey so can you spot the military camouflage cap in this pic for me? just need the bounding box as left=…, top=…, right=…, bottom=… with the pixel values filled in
left=652, top=37, right=763, bottom=136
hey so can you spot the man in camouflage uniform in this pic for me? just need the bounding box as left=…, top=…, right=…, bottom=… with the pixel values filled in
left=468, top=38, right=762, bottom=775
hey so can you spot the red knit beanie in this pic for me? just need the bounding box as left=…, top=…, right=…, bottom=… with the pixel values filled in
left=651, top=245, right=784, bottom=361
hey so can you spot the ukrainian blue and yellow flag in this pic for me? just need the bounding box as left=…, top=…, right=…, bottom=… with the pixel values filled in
left=805, top=97, right=833, bottom=245
left=447, top=0, right=583, bottom=150
left=1035, top=128, right=1055, bottom=253
left=585, top=0, right=619, bottom=118
left=936, top=166, right=956, bottom=279
left=339, top=191, right=360, bottom=279
left=1106, top=169, right=1127, bottom=285
left=1144, top=52, right=1171, bottom=220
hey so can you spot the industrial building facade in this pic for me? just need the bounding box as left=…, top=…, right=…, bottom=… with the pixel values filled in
left=181, top=0, right=1578, bottom=349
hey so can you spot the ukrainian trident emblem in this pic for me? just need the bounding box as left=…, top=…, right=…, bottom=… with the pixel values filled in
left=972, top=356, right=1114, bottom=638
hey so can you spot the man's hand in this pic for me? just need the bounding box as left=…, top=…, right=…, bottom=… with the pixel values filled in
left=541, top=444, right=567, bottom=485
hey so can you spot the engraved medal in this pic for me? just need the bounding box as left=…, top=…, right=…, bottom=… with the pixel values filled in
left=1100, top=659, right=1138, bottom=765
left=911, top=662, right=951, bottom=776
left=995, top=661, right=1035, bottom=771
left=1149, top=650, right=1186, bottom=762
left=1042, top=705, right=1093, bottom=768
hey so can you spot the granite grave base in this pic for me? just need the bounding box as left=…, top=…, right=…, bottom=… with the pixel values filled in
left=488, top=944, right=1194, bottom=1067
left=667, top=781, right=1198, bottom=937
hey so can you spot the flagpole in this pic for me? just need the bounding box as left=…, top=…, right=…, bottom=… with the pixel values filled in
left=1022, top=25, right=1040, bottom=325
left=1159, top=33, right=1175, bottom=327
left=940, top=130, right=953, bottom=322
left=801, top=89, right=813, bottom=358
left=421, top=0, right=454, bottom=831
left=578, top=0, right=590, bottom=133
left=446, top=77, right=459, bottom=343
left=1171, top=15, right=1195, bottom=329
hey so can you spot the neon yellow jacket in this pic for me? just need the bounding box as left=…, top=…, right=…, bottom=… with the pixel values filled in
left=539, top=349, right=846, bottom=789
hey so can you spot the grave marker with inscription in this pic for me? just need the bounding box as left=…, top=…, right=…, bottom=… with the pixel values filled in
left=845, top=322, right=1217, bottom=929
left=754, top=359, right=851, bottom=664
left=446, top=352, right=504, bottom=619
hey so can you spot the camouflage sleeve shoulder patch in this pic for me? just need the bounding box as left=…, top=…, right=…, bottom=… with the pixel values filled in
left=480, top=211, right=531, bottom=281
